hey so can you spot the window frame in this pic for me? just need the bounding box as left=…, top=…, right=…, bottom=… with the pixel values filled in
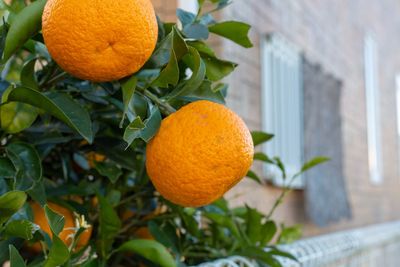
left=261, top=34, right=304, bottom=188
left=363, top=34, right=383, bottom=184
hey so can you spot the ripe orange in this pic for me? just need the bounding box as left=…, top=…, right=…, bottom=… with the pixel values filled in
left=146, top=100, right=254, bottom=207
left=42, top=0, right=158, bottom=82
left=86, top=152, right=106, bottom=168
left=30, top=202, right=92, bottom=252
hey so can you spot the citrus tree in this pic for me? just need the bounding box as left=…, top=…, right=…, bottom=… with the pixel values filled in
left=0, top=0, right=328, bottom=266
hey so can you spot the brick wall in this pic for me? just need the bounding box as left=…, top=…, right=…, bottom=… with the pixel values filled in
left=152, top=0, right=400, bottom=236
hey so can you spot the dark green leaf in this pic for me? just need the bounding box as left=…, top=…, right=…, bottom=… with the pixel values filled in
left=6, top=87, right=93, bottom=143
left=44, top=204, right=65, bottom=235
left=260, top=220, right=277, bottom=246
left=2, top=0, right=46, bottom=62
left=20, top=58, right=38, bottom=89
left=183, top=23, right=209, bottom=40
left=6, top=142, right=42, bottom=191
left=44, top=234, right=70, bottom=267
left=238, top=247, right=282, bottom=267
left=187, top=40, right=216, bottom=57
left=150, top=26, right=188, bottom=67
left=205, top=212, right=241, bottom=239
left=27, top=181, right=46, bottom=206
left=94, top=161, right=123, bottom=183
left=0, top=157, right=16, bottom=178
left=202, top=55, right=236, bottom=81
left=9, top=245, right=27, bottom=267
left=123, top=105, right=161, bottom=146
left=267, top=249, right=297, bottom=261
left=152, top=50, right=179, bottom=88
left=251, top=131, right=274, bottom=146
left=0, top=191, right=27, bottom=225
left=117, top=239, right=176, bottom=267
left=273, top=157, right=286, bottom=179
left=246, top=170, right=262, bottom=184
left=4, top=220, right=39, bottom=240
left=167, top=47, right=206, bottom=99
left=123, top=116, right=145, bottom=145
left=148, top=221, right=179, bottom=254
left=209, top=21, right=253, bottom=48
left=179, top=80, right=224, bottom=104
left=120, top=75, right=137, bottom=127
left=300, top=157, right=330, bottom=173
left=98, top=195, right=122, bottom=257
left=253, top=152, right=274, bottom=164
left=246, top=207, right=262, bottom=244
left=0, top=24, right=9, bottom=58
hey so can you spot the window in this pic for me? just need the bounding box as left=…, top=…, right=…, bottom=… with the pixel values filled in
left=364, top=35, right=382, bottom=184
left=261, top=34, right=304, bottom=188
left=178, top=0, right=198, bottom=13
left=396, top=75, right=400, bottom=170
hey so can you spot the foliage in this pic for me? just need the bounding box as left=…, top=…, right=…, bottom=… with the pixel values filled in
left=0, top=0, right=328, bottom=266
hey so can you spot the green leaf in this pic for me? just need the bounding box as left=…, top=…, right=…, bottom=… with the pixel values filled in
left=167, top=47, right=206, bottom=99
left=98, top=195, right=122, bottom=258
left=123, top=105, right=161, bottom=146
left=20, top=58, right=38, bottom=89
left=9, top=245, right=27, bottom=267
left=267, top=249, right=297, bottom=262
left=2, top=0, right=46, bottom=62
left=183, top=23, right=209, bottom=40
left=260, top=220, right=277, bottom=246
left=6, top=87, right=93, bottom=143
left=151, top=26, right=188, bottom=67
left=94, top=161, right=122, bottom=184
left=253, top=152, right=274, bottom=164
left=238, top=247, right=282, bottom=267
left=1, top=86, right=38, bottom=133
left=0, top=157, right=16, bottom=178
left=148, top=221, right=179, bottom=254
left=120, top=75, right=137, bottom=127
left=152, top=50, right=179, bottom=88
left=176, top=9, right=196, bottom=27
left=6, top=142, right=42, bottom=191
left=0, top=24, right=8, bottom=59
left=27, top=181, right=46, bottom=206
left=246, top=170, right=262, bottom=184
left=278, top=224, right=302, bottom=244
left=4, top=220, right=39, bottom=240
left=202, top=55, right=236, bottom=81
left=44, top=234, right=70, bottom=267
left=251, top=131, right=274, bottom=146
left=209, top=21, right=253, bottom=48
left=117, top=239, right=176, bottom=267
left=0, top=191, right=27, bottom=225
left=205, top=212, right=241, bottom=239
left=246, top=207, right=262, bottom=244
left=187, top=40, right=216, bottom=57
left=180, top=80, right=225, bottom=104
left=44, top=204, right=65, bottom=235
left=300, top=157, right=330, bottom=173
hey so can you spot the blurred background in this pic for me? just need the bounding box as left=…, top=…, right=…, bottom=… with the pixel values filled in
left=157, top=0, right=400, bottom=266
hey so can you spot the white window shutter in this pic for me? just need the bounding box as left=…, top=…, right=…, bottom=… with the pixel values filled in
left=261, top=34, right=304, bottom=188
left=364, top=35, right=383, bottom=184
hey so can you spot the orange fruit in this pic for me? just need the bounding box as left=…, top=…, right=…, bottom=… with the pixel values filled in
left=86, top=152, right=106, bottom=168
left=30, top=202, right=92, bottom=252
left=146, top=100, right=254, bottom=207
left=42, top=0, right=158, bottom=82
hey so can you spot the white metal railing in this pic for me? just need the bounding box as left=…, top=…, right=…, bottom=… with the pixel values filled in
left=196, top=221, right=400, bottom=267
